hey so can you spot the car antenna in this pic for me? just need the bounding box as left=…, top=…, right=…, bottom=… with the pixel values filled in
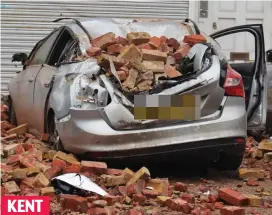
left=184, top=18, right=201, bottom=35
left=53, top=18, right=92, bottom=42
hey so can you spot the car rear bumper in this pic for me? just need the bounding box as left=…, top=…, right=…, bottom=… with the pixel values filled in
left=56, top=96, right=247, bottom=156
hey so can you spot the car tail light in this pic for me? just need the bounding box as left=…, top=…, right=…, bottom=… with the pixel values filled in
left=224, top=65, right=245, bottom=97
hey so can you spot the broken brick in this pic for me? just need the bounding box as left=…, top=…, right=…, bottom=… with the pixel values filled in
left=142, top=60, right=164, bottom=73
left=136, top=80, right=152, bottom=91
left=118, top=44, right=142, bottom=62
left=106, top=168, right=123, bottom=176
left=174, top=182, right=188, bottom=192
left=103, top=195, right=123, bottom=206
left=3, top=181, right=21, bottom=194
left=20, top=155, right=35, bottom=168
left=137, top=43, right=154, bottom=50
left=88, top=207, right=107, bottom=215
left=166, top=56, right=176, bottom=65
left=214, top=202, right=225, bottom=210
left=40, top=187, right=55, bottom=196
left=52, top=158, right=67, bottom=170
left=183, top=34, right=207, bottom=45
left=172, top=44, right=191, bottom=61
left=115, top=36, right=128, bottom=45
left=218, top=187, right=248, bottom=206
left=2, top=133, right=17, bottom=141
left=63, top=163, right=81, bottom=174
left=98, top=53, right=125, bottom=69
left=133, top=194, right=147, bottom=205
left=247, top=178, right=259, bottom=186
left=11, top=168, right=27, bottom=180
left=220, top=206, right=245, bottom=215
left=126, top=167, right=150, bottom=187
left=127, top=32, right=151, bottom=45
left=118, top=186, right=127, bottom=197
left=29, top=148, right=43, bottom=162
left=122, top=68, right=139, bottom=89
left=244, top=194, right=262, bottom=207
left=160, top=35, right=168, bottom=43
left=81, top=160, right=107, bottom=175
left=258, top=139, right=272, bottom=151
left=15, top=144, right=25, bottom=154
left=26, top=166, right=40, bottom=177
left=0, top=163, right=13, bottom=173
left=142, top=189, right=159, bottom=199
left=239, top=168, right=265, bottom=179
left=53, top=151, right=79, bottom=165
left=164, top=65, right=182, bottom=78
left=86, top=46, right=102, bottom=57
left=101, top=174, right=126, bottom=187
left=165, top=198, right=191, bottom=213
left=117, top=70, right=127, bottom=81
left=127, top=179, right=146, bottom=197
left=34, top=172, right=49, bottom=187
left=22, top=142, right=34, bottom=151
left=264, top=152, right=272, bottom=162
left=149, top=36, right=162, bottom=48
left=7, top=155, right=20, bottom=165
left=157, top=196, right=171, bottom=205
left=181, top=193, right=195, bottom=203
left=45, top=166, right=61, bottom=180
left=107, top=44, right=123, bottom=54
left=142, top=49, right=167, bottom=63
left=6, top=124, right=27, bottom=136
left=21, top=177, right=35, bottom=188
left=146, top=178, right=169, bottom=196
left=167, top=38, right=180, bottom=50
left=126, top=209, right=143, bottom=215
left=60, top=194, right=88, bottom=213
left=158, top=43, right=170, bottom=54
left=92, top=32, right=116, bottom=49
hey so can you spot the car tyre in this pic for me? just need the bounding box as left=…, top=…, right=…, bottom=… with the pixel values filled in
left=213, top=154, right=243, bottom=171
left=47, top=112, right=64, bottom=151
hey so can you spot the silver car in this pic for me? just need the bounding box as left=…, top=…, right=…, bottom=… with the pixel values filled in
left=8, top=18, right=268, bottom=170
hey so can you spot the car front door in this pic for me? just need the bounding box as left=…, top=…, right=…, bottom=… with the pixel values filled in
left=31, top=27, right=76, bottom=135
left=210, top=24, right=268, bottom=131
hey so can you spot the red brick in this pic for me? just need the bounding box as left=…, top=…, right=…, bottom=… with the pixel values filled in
left=92, top=32, right=116, bottom=49
left=183, top=34, right=207, bottom=46
left=165, top=198, right=191, bottom=213
left=214, top=202, right=225, bottom=210
left=81, top=160, right=107, bottom=175
left=167, top=38, right=180, bottom=50
left=142, top=189, right=159, bottom=199
left=81, top=171, right=91, bottom=177
left=247, top=178, right=259, bottom=186
left=88, top=207, right=107, bottom=215
left=60, top=194, right=88, bottom=213
left=86, top=47, right=102, bottom=57
left=127, top=32, right=150, bottom=45
left=3, top=181, right=21, bottom=194
left=202, top=208, right=212, bottom=215
left=126, top=209, right=143, bottom=215
left=220, top=206, right=245, bottom=215
left=103, top=195, right=123, bottom=206
left=172, top=44, right=191, bottom=61
left=181, top=193, right=195, bottom=203
left=1, top=186, right=7, bottom=196
left=218, top=187, right=248, bottom=206
left=1, top=163, right=13, bottom=173
left=52, top=159, right=66, bottom=170
left=115, top=36, right=128, bottom=45
left=22, top=143, right=34, bottom=151
left=136, top=43, right=154, bottom=50
left=1, top=121, right=13, bottom=131
left=191, top=207, right=201, bottom=215
left=117, top=70, right=127, bottom=81
left=15, top=144, right=25, bottom=154
left=44, top=166, right=61, bottom=180
left=29, top=148, right=43, bottom=162
left=40, top=133, right=49, bottom=142
left=63, top=163, right=81, bottom=174
left=160, top=36, right=168, bottom=43
left=158, top=43, right=170, bottom=54
left=164, top=65, right=182, bottom=78
left=208, top=194, right=219, bottom=203
left=106, top=168, right=123, bottom=176
left=118, top=186, right=127, bottom=196
left=24, top=133, right=35, bottom=139
left=133, top=194, right=147, bottom=205
left=168, top=185, right=174, bottom=197
left=149, top=36, right=162, bottom=48
left=21, top=177, right=35, bottom=188
left=107, top=44, right=123, bottom=54
left=20, top=155, right=35, bottom=168
left=174, top=182, right=188, bottom=192
left=126, top=179, right=146, bottom=197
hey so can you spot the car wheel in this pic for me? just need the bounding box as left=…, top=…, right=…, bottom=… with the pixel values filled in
left=47, top=112, right=64, bottom=151
left=213, top=154, right=243, bottom=171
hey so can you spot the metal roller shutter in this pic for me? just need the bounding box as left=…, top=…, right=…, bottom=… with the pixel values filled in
left=1, top=0, right=189, bottom=94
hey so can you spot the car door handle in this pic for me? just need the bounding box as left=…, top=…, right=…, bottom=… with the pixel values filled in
left=28, top=78, right=34, bottom=83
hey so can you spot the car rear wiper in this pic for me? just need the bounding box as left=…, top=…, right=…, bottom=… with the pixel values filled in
left=53, top=18, right=92, bottom=42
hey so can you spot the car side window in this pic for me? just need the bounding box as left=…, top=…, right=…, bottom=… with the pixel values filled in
left=28, top=29, right=62, bottom=66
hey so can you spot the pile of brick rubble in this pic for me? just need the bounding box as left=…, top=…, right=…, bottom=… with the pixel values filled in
left=1, top=104, right=272, bottom=215
left=74, top=31, right=207, bottom=93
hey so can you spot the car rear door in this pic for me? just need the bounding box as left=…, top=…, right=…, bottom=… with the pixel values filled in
left=210, top=24, right=268, bottom=131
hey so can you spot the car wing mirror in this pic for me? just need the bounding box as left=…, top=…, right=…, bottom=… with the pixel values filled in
left=267, top=49, right=272, bottom=63
left=12, top=53, right=29, bottom=66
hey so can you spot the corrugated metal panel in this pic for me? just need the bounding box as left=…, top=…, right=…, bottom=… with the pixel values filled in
left=1, top=0, right=189, bottom=95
